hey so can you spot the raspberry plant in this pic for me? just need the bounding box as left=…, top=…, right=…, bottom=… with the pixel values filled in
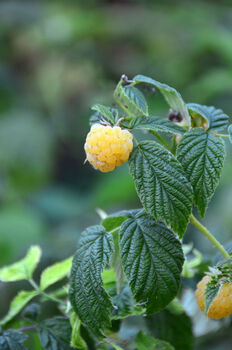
left=0, top=74, right=232, bottom=350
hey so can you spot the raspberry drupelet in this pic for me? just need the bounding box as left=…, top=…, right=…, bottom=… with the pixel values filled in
left=84, top=124, right=133, bottom=172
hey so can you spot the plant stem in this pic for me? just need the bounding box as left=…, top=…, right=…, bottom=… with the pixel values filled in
left=18, top=325, right=36, bottom=333
left=29, top=279, right=65, bottom=306
left=29, top=278, right=39, bottom=291
left=109, top=226, right=121, bottom=235
left=190, top=215, right=230, bottom=259
left=110, top=227, right=124, bottom=294
left=149, top=130, right=172, bottom=151
left=171, top=134, right=177, bottom=155
left=215, top=134, right=229, bottom=139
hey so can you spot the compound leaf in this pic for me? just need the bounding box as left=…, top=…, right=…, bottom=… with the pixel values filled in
left=129, top=141, right=193, bottom=236
left=38, top=316, right=72, bottom=350
left=0, top=329, right=28, bottom=350
left=133, top=75, right=190, bottom=127
left=119, top=210, right=184, bottom=314
left=69, top=225, right=114, bottom=338
left=0, top=290, right=38, bottom=326
left=0, top=246, right=41, bottom=282
left=40, top=257, right=73, bottom=291
left=177, top=128, right=225, bottom=217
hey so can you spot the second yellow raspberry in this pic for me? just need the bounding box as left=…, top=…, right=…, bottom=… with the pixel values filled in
left=195, top=275, right=232, bottom=319
left=84, top=124, right=133, bottom=172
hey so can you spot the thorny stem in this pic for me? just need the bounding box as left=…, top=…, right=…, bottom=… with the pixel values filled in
left=29, top=279, right=65, bottom=306
left=18, top=325, right=36, bottom=333
left=190, top=215, right=230, bottom=259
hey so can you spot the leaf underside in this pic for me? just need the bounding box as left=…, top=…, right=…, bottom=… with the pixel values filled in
left=119, top=210, right=184, bottom=314
left=129, top=140, right=193, bottom=237
left=187, top=103, right=229, bottom=130
left=133, top=74, right=191, bottom=127
left=121, top=116, right=185, bottom=135
left=116, top=85, right=148, bottom=116
left=69, top=225, right=114, bottom=338
left=177, top=128, right=225, bottom=218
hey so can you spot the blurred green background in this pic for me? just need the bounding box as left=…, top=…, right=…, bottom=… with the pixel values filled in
left=0, top=0, right=232, bottom=349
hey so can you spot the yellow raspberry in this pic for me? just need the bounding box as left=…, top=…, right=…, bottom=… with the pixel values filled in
left=84, top=124, right=133, bottom=172
left=195, top=275, right=232, bottom=319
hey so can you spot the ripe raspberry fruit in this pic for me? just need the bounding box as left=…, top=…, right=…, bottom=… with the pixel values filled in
left=84, top=124, right=133, bottom=172
left=195, top=275, right=232, bottom=319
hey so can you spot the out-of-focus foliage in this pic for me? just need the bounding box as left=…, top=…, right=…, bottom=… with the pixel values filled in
left=0, top=0, right=232, bottom=348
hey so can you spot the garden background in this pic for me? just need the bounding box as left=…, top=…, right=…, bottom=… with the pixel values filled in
left=0, top=1, right=232, bottom=349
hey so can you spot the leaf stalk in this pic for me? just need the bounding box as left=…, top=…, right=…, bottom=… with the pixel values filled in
left=190, top=215, right=230, bottom=259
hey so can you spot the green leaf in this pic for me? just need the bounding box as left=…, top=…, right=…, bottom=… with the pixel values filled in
left=105, top=341, right=123, bottom=350
left=146, top=309, right=194, bottom=350
left=133, top=75, right=190, bottom=127
left=0, top=290, right=38, bottom=326
left=21, top=303, right=41, bottom=321
left=101, top=210, right=140, bottom=233
left=0, top=329, right=28, bottom=350
left=69, top=225, right=114, bottom=338
left=89, top=108, right=119, bottom=127
left=134, top=331, right=175, bottom=350
left=111, top=286, right=145, bottom=320
left=204, top=280, right=221, bottom=315
left=228, top=125, right=232, bottom=143
left=119, top=210, right=184, bottom=314
left=91, top=104, right=115, bottom=124
left=177, top=128, right=225, bottom=218
left=70, top=313, right=88, bottom=350
left=121, top=116, right=185, bottom=135
left=40, top=257, right=73, bottom=291
left=102, top=268, right=117, bottom=289
left=187, top=103, right=229, bottom=130
left=0, top=245, right=41, bottom=282
left=115, top=85, right=148, bottom=116
left=38, top=316, right=72, bottom=350
left=101, top=217, right=127, bottom=232
left=129, top=141, right=193, bottom=236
